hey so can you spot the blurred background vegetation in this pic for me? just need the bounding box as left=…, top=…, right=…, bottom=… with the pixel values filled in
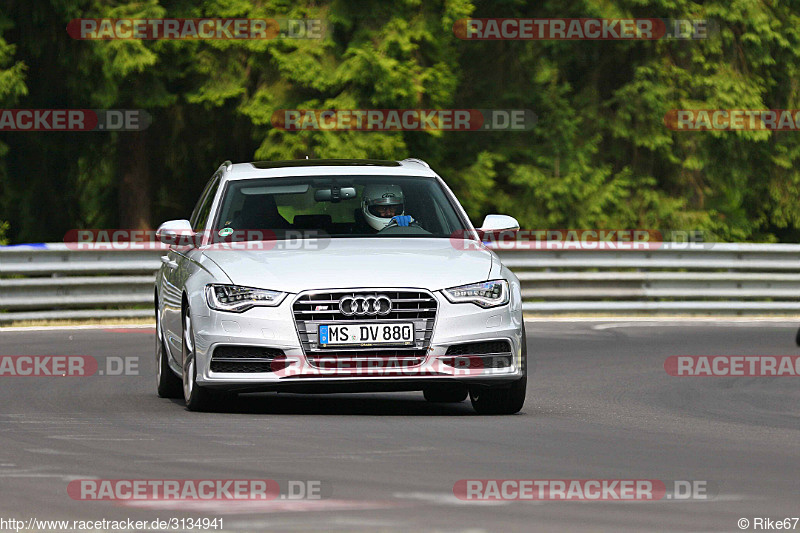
left=1, top=0, right=799, bottom=243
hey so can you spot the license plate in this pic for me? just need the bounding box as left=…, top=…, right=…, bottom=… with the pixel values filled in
left=318, top=323, right=415, bottom=347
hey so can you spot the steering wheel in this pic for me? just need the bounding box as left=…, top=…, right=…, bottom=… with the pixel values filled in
left=378, top=217, right=431, bottom=235
left=383, top=217, right=419, bottom=229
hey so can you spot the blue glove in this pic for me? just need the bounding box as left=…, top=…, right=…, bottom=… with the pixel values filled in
left=391, top=215, right=413, bottom=227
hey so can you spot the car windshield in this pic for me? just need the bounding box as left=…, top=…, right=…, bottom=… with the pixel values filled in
left=211, top=175, right=468, bottom=240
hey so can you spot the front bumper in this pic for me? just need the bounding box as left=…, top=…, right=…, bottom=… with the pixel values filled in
left=189, top=290, right=524, bottom=392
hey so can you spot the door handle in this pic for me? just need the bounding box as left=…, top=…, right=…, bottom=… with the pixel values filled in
left=161, top=256, right=178, bottom=269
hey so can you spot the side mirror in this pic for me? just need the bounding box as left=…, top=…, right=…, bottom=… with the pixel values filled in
left=156, top=219, right=194, bottom=245
left=479, top=214, right=520, bottom=232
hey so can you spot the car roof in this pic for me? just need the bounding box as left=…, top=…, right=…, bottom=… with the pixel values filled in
left=251, top=159, right=402, bottom=169
left=218, top=158, right=438, bottom=182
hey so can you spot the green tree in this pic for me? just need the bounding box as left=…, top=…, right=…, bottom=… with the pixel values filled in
left=0, top=9, right=27, bottom=244
left=3, top=0, right=800, bottom=244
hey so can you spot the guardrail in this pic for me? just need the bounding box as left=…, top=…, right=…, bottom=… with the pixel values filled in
left=499, top=242, right=800, bottom=313
left=2, top=242, right=800, bottom=322
left=0, top=244, right=159, bottom=322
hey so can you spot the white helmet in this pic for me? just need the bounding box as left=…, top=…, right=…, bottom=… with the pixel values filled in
left=362, top=184, right=405, bottom=231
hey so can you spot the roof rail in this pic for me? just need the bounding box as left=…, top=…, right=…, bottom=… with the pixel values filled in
left=219, top=160, right=233, bottom=171
left=400, top=158, right=430, bottom=168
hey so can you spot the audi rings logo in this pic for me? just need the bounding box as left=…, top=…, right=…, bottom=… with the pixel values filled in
left=339, top=295, right=392, bottom=316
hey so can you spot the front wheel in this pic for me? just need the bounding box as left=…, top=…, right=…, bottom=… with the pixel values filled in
left=469, top=325, right=527, bottom=415
left=156, top=329, right=182, bottom=399
left=469, top=375, right=526, bottom=415
left=423, top=384, right=468, bottom=403
left=182, top=309, right=216, bottom=412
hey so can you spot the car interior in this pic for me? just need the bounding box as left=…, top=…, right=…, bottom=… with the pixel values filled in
left=214, top=176, right=461, bottom=239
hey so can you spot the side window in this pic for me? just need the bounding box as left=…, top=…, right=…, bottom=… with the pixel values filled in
left=190, top=174, right=221, bottom=232
left=189, top=176, right=215, bottom=229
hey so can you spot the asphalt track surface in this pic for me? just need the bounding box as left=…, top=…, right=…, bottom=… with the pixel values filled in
left=0, top=320, right=798, bottom=533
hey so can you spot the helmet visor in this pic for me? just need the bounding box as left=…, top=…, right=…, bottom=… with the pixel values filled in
left=368, top=203, right=403, bottom=218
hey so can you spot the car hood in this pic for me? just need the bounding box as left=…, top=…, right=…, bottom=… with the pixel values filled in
left=202, top=238, right=493, bottom=293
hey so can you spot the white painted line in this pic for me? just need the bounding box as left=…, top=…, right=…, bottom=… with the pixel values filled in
left=393, top=491, right=512, bottom=506
left=0, top=324, right=155, bottom=333
left=119, top=499, right=406, bottom=514
left=0, top=472, right=98, bottom=482
left=24, top=448, right=86, bottom=456
left=1, top=319, right=794, bottom=332
left=592, top=321, right=799, bottom=330
left=48, top=435, right=155, bottom=441
left=525, top=317, right=800, bottom=323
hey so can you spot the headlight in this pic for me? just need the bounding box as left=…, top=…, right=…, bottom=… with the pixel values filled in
left=443, top=280, right=509, bottom=308
left=205, top=284, right=287, bottom=313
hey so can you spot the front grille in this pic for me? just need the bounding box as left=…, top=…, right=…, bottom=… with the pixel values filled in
left=293, top=290, right=437, bottom=322
left=210, top=346, right=284, bottom=373
left=293, top=290, right=438, bottom=368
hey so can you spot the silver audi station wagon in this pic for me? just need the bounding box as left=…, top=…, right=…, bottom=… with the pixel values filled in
left=154, top=158, right=527, bottom=414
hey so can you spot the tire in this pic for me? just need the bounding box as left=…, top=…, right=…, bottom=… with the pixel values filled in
left=469, top=375, right=527, bottom=415
left=423, top=384, right=468, bottom=403
left=156, top=326, right=182, bottom=399
left=182, top=308, right=216, bottom=412
left=469, top=325, right=528, bottom=415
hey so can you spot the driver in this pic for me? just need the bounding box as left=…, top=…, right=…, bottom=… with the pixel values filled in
left=361, top=184, right=415, bottom=231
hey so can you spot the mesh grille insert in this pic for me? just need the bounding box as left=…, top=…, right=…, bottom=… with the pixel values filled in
left=210, top=361, right=276, bottom=373
left=210, top=346, right=285, bottom=373
left=445, top=340, right=512, bottom=356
